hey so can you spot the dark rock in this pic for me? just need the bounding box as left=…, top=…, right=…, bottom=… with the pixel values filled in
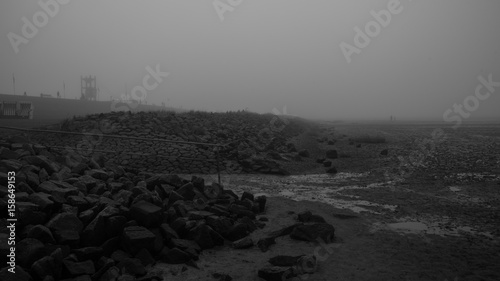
left=27, top=225, right=56, bottom=244
left=81, top=206, right=121, bottom=246
left=176, top=182, right=195, bottom=200
left=117, top=257, right=146, bottom=276
left=121, top=226, right=156, bottom=255
left=268, top=255, right=304, bottom=266
left=290, top=223, right=335, bottom=243
left=29, top=192, right=56, bottom=212
left=257, top=266, right=294, bottom=281
left=159, top=223, right=179, bottom=242
left=23, top=155, right=59, bottom=174
left=187, top=210, right=214, bottom=220
left=38, top=181, right=79, bottom=199
left=0, top=265, right=32, bottom=281
left=381, top=149, right=388, bottom=156
left=0, top=147, right=20, bottom=160
left=31, top=256, right=56, bottom=280
left=224, top=223, right=250, bottom=241
left=297, top=211, right=326, bottom=223
left=17, top=202, right=46, bottom=227
left=256, top=236, right=276, bottom=252
left=73, top=247, right=103, bottom=261
left=134, top=248, right=155, bottom=266
left=17, top=238, right=46, bottom=268
left=106, top=215, right=128, bottom=238
left=46, top=212, right=84, bottom=234
left=161, top=248, right=191, bottom=264
left=294, top=255, right=317, bottom=275
left=209, top=227, right=225, bottom=246
left=130, top=201, right=162, bottom=227
left=268, top=223, right=302, bottom=239
left=168, top=239, right=201, bottom=254
left=206, top=216, right=232, bottom=236
left=86, top=169, right=109, bottom=181
left=240, top=191, right=254, bottom=202
left=316, top=158, right=325, bottom=163
left=212, top=272, right=233, bottom=281
left=97, top=266, right=120, bottom=281
left=326, top=167, right=338, bottom=174
left=323, top=161, right=332, bottom=167
left=255, top=195, right=267, bottom=213
left=110, top=249, right=130, bottom=263
left=188, top=224, right=214, bottom=249
left=63, top=259, right=96, bottom=276
left=232, top=236, right=253, bottom=249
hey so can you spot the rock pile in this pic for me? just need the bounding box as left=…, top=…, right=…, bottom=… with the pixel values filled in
left=0, top=138, right=275, bottom=280
left=27, top=111, right=309, bottom=175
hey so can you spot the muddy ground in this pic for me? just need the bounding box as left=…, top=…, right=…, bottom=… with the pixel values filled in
left=159, top=121, right=500, bottom=281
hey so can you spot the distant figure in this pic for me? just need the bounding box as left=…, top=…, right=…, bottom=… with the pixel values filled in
left=57, top=91, right=60, bottom=98
left=24, top=91, right=27, bottom=96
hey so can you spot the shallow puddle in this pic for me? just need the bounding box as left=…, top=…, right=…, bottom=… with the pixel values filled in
left=191, top=172, right=397, bottom=214
left=376, top=217, right=494, bottom=238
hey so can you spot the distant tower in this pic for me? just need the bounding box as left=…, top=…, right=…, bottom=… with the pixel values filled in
left=81, top=75, right=97, bottom=101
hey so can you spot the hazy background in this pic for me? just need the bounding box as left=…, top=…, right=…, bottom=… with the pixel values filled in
left=1, top=0, right=499, bottom=121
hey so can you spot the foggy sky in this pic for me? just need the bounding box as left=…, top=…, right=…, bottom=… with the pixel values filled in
left=1, top=0, right=499, bottom=121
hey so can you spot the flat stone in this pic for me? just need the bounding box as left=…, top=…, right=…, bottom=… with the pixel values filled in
left=63, top=259, right=96, bottom=276
left=38, top=181, right=79, bottom=198
left=232, top=236, right=253, bottom=249
left=130, top=201, right=162, bottom=227
left=161, top=248, right=191, bottom=264
left=121, top=226, right=156, bottom=255
left=258, top=266, right=294, bottom=281
left=27, top=224, right=56, bottom=244
left=17, top=238, right=46, bottom=268
left=46, top=213, right=84, bottom=233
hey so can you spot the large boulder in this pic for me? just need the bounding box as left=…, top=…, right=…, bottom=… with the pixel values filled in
left=290, top=223, right=335, bottom=243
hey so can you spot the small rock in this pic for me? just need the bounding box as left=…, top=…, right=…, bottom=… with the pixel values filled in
left=257, top=237, right=276, bottom=252
left=326, top=167, right=338, bottom=174
left=232, top=236, right=254, bottom=249
left=258, top=266, right=294, bottom=281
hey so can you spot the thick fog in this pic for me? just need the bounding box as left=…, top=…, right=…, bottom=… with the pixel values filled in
left=1, top=0, right=499, bottom=121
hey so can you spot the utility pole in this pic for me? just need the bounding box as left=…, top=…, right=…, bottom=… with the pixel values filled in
left=12, top=73, right=16, bottom=95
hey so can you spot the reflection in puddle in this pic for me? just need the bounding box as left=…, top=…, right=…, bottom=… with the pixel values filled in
left=376, top=217, right=494, bottom=238
left=220, top=173, right=397, bottom=214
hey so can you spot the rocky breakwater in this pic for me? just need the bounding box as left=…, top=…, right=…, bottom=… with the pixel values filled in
left=29, top=111, right=309, bottom=175
left=0, top=137, right=338, bottom=280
